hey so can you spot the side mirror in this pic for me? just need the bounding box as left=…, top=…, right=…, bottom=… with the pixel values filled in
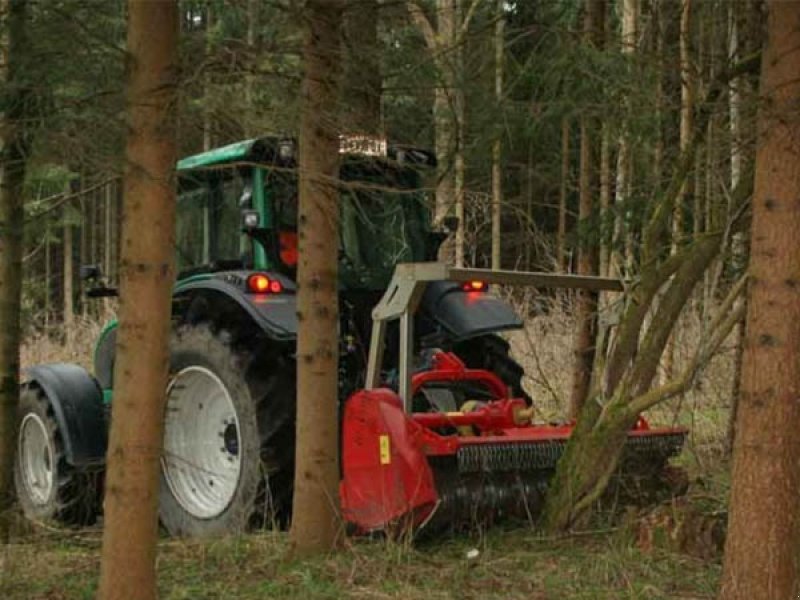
left=80, top=264, right=103, bottom=281
left=80, top=264, right=118, bottom=298
left=442, top=216, right=459, bottom=233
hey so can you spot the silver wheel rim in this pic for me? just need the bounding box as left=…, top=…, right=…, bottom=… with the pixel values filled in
left=162, top=366, right=242, bottom=519
left=18, top=412, right=55, bottom=506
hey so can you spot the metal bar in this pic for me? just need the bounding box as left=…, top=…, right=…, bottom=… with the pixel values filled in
left=365, top=319, right=386, bottom=390
left=399, top=312, right=413, bottom=411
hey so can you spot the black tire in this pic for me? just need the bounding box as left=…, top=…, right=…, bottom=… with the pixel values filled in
left=158, top=325, right=295, bottom=537
left=14, top=385, right=99, bottom=526
left=453, top=334, right=532, bottom=404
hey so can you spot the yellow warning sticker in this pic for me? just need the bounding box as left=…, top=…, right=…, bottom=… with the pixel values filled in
left=379, top=435, right=391, bottom=465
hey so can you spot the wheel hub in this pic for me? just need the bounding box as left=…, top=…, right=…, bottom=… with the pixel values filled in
left=18, top=413, right=55, bottom=506
left=162, top=366, right=242, bottom=519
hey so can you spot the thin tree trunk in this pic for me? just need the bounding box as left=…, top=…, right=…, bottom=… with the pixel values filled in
left=44, top=223, right=51, bottom=328
left=568, top=0, right=604, bottom=419
left=720, top=3, right=800, bottom=597
left=725, top=1, right=746, bottom=455
left=289, top=0, right=344, bottom=557
left=97, top=2, right=178, bottom=597
left=490, top=0, right=504, bottom=270
left=558, top=117, right=569, bottom=271
left=0, top=0, right=30, bottom=541
left=202, top=4, right=213, bottom=151
left=662, top=0, right=693, bottom=383
left=63, top=203, right=74, bottom=344
left=611, top=0, right=637, bottom=279
left=598, top=125, right=610, bottom=278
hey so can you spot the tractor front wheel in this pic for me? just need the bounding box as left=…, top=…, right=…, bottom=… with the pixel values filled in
left=158, top=326, right=295, bottom=537
left=14, top=385, right=98, bottom=525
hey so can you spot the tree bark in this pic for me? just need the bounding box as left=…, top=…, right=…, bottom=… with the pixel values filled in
left=289, top=0, right=344, bottom=557
left=490, top=0, right=504, bottom=270
left=557, top=117, right=569, bottom=271
left=720, top=2, right=800, bottom=598
left=568, top=0, right=604, bottom=419
left=0, top=0, right=30, bottom=541
left=63, top=202, right=74, bottom=343
left=97, top=2, right=178, bottom=598
left=662, top=0, right=693, bottom=383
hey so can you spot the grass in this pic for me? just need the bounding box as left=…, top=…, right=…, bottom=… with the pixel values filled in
left=1, top=526, right=721, bottom=599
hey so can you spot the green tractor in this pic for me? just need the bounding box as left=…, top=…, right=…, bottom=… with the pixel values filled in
left=15, top=136, right=534, bottom=536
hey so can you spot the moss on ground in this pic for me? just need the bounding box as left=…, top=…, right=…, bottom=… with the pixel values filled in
left=1, top=526, right=720, bottom=599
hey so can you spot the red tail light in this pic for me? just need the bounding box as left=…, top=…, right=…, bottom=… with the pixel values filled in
left=462, top=280, right=487, bottom=292
left=247, top=273, right=278, bottom=294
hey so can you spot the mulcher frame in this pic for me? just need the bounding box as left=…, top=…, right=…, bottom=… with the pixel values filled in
left=366, top=262, right=625, bottom=412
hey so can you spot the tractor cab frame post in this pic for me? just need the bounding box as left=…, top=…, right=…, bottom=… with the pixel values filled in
left=365, top=262, right=625, bottom=412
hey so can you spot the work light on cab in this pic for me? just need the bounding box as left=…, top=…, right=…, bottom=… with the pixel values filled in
left=247, top=273, right=281, bottom=294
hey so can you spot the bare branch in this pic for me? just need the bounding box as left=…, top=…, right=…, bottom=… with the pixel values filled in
left=627, top=275, right=748, bottom=416
left=407, top=1, right=437, bottom=50
left=459, top=0, right=484, bottom=38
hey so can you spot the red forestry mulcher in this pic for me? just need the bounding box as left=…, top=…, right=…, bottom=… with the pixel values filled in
left=339, top=263, right=687, bottom=534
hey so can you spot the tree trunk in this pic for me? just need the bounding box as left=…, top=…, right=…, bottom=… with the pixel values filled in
left=557, top=118, right=569, bottom=271
left=568, top=0, right=604, bottom=419
left=97, top=2, right=178, bottom=598
left=289, top=0, right=344, bottom=557
left=610, top=0, right=637, bottom=279
left=725, top=2, right=746, bottom=455
left=719, top=3, right=800, bottom=598
left=0, top=0, right=30, bottom=541
left=662, top=0, right=693, bottom=383
left=63, top=203, right=74, bottom=344
left=490, top=0, right=504, bottom=271
left=342, top=0, right=381, bottom=135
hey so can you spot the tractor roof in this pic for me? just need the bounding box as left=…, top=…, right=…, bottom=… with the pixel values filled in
left=177, top=136, right=436, bottom=172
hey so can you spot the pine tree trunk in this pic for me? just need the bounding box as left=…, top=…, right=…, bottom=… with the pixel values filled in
left=490, top=0, right=504, bottom=271
left=557, top=117, right=569, bottom=271
left=289, top=0, right=344, bottom=557
left=719, top=3, right=800, bottom=597
left=568, top=0, right=604, bottom=419
left=725, top=2, right=746, bottom=455
left=62, top=204, right=74, bottom=344
left=97, top=2, right=178, bottom=597
left=663, top=0, right=693, bottom=383
left=0, top=0, right=30, bottom=541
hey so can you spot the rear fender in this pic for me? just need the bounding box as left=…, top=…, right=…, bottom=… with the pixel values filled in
left=421, top=281, right=522, bottom=342
left=25, top=364, right=107, bottom=468
left=174, top=275, right=297, bottom=341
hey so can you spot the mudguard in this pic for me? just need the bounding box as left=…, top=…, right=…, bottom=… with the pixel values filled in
left=175, top=273, right=297, bottom=341
left=25, top=364, right=107, bottom=468
left=421, top=281, right=522, bottom=341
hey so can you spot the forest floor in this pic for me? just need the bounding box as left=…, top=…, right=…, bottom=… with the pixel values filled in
left=2, top=518, right=722, bottom=600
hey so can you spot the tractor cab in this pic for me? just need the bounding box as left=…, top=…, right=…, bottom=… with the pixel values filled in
left=174, top=136, right=437, bottom=290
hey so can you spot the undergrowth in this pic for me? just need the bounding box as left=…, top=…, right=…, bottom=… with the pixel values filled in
left=1, top=527, right=721, bottom=599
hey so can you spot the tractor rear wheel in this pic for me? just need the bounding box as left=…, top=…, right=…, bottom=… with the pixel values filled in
left=158, top=326, right=295, bottom=537
left=14, top=385, right=98, bottom=525
left=454, top=334, right=531, bottom=403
